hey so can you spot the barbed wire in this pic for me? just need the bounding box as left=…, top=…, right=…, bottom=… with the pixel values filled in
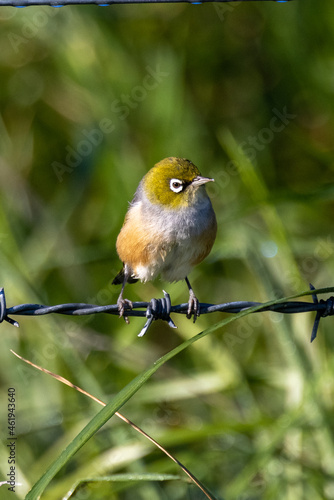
left=0, top=0, right=294, bottom=6
left=1, top=285, right=333, bottom=340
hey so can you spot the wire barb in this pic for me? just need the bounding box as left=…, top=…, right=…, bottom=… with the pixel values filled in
left=138, top=290, right=177, bottom=337
left=309, top=284, right=334, bottom=342
left=0, top=288, right=19, bottom=328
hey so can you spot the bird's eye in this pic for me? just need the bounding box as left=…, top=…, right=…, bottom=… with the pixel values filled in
left=170, top=178, right=184, bottom=193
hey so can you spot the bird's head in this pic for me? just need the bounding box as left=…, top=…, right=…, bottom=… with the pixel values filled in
left=142, top=157, right=214, bottom=209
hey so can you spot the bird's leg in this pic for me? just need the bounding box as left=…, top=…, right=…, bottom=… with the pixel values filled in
left=185, top=277, right=200, bottom=322
left=117, top=266, right=133, bottom=324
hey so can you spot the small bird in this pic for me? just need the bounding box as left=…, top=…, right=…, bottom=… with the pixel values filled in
left=112, top=157, right=217, bottom=323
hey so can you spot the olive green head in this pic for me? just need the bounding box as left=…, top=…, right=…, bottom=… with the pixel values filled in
left=142, top=157, right=214, bottom=208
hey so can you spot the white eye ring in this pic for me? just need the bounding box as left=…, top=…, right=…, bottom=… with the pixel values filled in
left=170, top=178, right=184, bottom=193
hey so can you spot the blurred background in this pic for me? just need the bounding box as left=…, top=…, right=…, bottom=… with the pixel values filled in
left=1, top=0, right=334, bottom=498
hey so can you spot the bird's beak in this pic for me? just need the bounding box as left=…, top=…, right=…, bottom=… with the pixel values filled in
left=192, top=176, right=215, bottom=187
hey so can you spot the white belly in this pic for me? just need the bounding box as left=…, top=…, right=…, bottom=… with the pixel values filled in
left=132, top=197, right=215, bottom=283
left=134, top=238, right=199, bottom=283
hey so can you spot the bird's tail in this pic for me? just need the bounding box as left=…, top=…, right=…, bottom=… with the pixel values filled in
left=112, top=267, right=138, bottom=285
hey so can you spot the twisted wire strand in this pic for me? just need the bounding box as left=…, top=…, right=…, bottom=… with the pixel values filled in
left=0, top=0, right=294, bottom=6
left=0, top=286, right=333, bottom=341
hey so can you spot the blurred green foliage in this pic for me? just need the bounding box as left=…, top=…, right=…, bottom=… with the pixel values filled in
left=1, top=0, right=334, bottom=498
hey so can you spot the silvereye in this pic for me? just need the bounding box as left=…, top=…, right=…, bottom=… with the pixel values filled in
left=112, top=157, right=217, bottom=322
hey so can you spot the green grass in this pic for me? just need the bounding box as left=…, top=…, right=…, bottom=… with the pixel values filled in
left=1, top=1, right=334, bottom=499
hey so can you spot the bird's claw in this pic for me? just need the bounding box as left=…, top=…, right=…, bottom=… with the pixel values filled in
left=117, top=298, right=133, bottom=324
left=187, top=292, right=200, bottom=323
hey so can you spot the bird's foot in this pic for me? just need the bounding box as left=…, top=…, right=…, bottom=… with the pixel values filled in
left=117, top=297, right=133, bottom=324
left=187, top=290, right=200, bottom=323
